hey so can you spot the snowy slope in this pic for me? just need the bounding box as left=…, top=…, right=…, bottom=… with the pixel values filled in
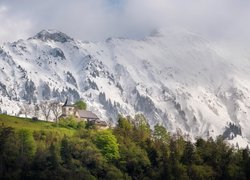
left=0, top=29, right=250, bottom=146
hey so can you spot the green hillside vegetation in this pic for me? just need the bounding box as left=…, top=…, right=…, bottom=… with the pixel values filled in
left=1, top=113, right=250, bottom=179
left=0, top=114, right=76, bottom=136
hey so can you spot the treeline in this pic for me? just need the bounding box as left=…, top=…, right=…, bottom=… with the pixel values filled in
left=19, top=100, right=87, bottom=122
left=0, top=114, right=250, bottom=180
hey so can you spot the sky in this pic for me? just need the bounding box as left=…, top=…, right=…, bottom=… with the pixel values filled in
left=0, top=0, right=250, bottom=45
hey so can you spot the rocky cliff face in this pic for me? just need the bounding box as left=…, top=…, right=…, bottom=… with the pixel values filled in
left=1, top=29, right=250, bottom=146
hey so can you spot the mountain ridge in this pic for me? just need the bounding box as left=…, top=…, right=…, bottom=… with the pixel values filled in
left=0, top=28, right=250, bottom=147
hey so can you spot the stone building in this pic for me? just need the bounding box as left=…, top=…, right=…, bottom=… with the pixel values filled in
left=60, top=99, right=108, bottom=130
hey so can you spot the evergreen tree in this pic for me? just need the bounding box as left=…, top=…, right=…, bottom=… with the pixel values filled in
left=18, top=129, right=36, bottom=158
left=0, top=127, right=20, bottom=178
left=48, top=143, right=60, bottom=170
left=60, top=136, right=72, bottom=166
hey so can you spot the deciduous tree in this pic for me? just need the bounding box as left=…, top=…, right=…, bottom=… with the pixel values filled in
left=39, top=101, right=52, bottom=121
left=74, top=100, right=87, bottom=110
left=51, top=101, right=62, bottom=123
left=94, top=130, right=120, bottom=161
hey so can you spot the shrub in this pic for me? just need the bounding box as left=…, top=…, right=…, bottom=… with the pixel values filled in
left=59, top=116, right=85, bottom=130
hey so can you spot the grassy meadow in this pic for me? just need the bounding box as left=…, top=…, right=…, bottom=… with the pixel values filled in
left=0, top=114, right=76, bottom=136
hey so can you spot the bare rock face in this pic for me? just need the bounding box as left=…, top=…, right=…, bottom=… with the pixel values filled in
left=66, top=71, right=77, bottom=88
left=32, top=29, right=73, bottom=43
left=50, top=48, right=65, bottom=59
left=41, top=83, right=51, bottom=100
left=23, top=80, right=37, bottom=103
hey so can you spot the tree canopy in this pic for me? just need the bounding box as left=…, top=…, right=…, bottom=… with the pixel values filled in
left=74, top=100, right=87, bottom=110
left=0, top=114, right=250, bottom=179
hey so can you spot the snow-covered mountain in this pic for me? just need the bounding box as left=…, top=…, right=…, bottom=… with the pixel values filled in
left=1, top=29, right=250, bottom=146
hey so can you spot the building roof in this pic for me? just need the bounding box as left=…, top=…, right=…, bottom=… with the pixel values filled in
left=77, top=110, right=99, bottom=120
left=94, top=120, right=108, bottom=126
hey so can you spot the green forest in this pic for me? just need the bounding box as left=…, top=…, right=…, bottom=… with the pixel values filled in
left=0, top=114, right=250, bottom=180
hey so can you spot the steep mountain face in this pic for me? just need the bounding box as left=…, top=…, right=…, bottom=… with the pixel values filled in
left=1, top=29, right=250, bottom=146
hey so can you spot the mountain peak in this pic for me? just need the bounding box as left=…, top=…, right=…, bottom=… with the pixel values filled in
left=31, top=29, right=73, bottom=43
left=149, top=27, right=199, bottom=37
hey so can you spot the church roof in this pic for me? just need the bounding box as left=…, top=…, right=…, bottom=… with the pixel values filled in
left=77, top=110, right=99, bottom=120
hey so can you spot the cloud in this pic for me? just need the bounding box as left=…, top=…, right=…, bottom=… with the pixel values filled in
left=121, top=0, right=250, bottom=42
left=0, top=5, right=32, bottom=43
left=0, top=0, right=250, bottom=44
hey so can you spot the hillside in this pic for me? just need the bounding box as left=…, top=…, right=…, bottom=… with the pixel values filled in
left=0, top=114, right=76, bottom=136
left=0, top=28, right=250, bottom=146
left=1, top=114, right=250, bottom=179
